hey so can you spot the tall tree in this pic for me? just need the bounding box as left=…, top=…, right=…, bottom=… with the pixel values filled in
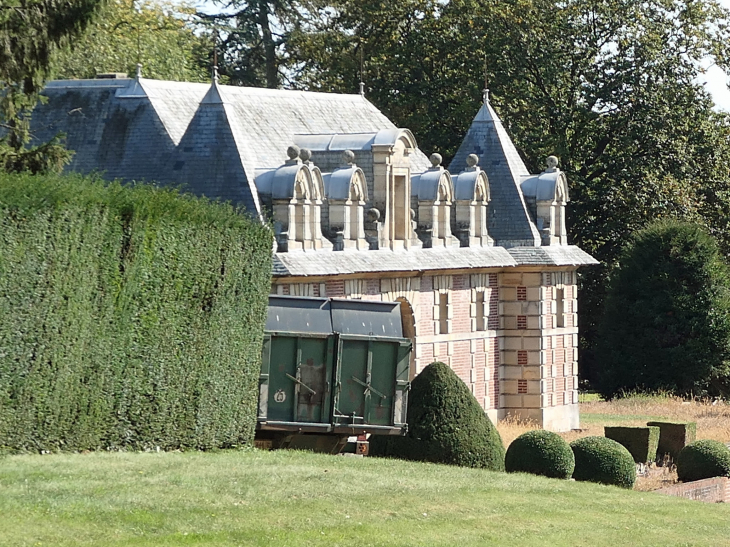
left=54, top=0, right=211, bottom=82
left=0, top=0, right=104, bottom=173
left=206, top=0, right=319, bottom=88
left=289, top=0, right=730, bottom=384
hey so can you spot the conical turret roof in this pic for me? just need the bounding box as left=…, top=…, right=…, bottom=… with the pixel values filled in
left=449, top=100, right=540, bottom=247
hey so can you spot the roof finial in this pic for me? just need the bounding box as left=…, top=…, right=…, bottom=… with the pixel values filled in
left=212, top=26, right=220, bottom=85
left=483, top=87, right=490, bottom=105
left=136, top=63, right=142, bottom=81
left=359, top=38, right=366, bottom=97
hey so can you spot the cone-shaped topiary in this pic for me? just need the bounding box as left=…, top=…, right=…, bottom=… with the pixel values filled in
left=505, top=430, right=575, bottom=479
left=370, top=361, right=505, bottom=470
left=676, top=440, right=730, bottom=482
left=571, top=436, right=636, bottom=489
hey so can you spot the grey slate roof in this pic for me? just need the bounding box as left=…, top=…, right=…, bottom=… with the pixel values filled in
left=507, top=246, right=599, bottom=266
left=449, top=101, right=541, bottom=247
left=30, top=78, right=430, bottom=215
left=273, top=246, right=518, bottom=277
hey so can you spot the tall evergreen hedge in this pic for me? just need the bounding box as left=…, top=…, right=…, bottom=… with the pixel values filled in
left=0, top=172, right=272, bottom=452
left=597, top=220, right=730, bottom=398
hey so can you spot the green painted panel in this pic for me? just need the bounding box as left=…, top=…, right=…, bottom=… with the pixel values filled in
left=258, top=335, right=272, bottom=419
left=368, top=341, right=398, bottom=425
left=266, top=335, right=332, bottom=423
left=335, top=338, right=369, bottom=423
left=334, top=337, right=406, bottom=427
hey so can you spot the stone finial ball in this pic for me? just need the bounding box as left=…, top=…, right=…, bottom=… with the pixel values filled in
left=287, top=145, right=300, bottom=160
left=546, top=155, right=559, bottom=169
left=466, top=154, right=479, bottom=167
left=300, top=148, right=312, bottom=162
left=430, top=153, right=443, bottom=167
left=342, top=149, right=356, bottom=164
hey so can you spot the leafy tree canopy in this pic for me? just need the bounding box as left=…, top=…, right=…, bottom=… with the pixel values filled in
left=206, top=0, right=322, bottom=88
left=0, top=0, right=104, bottom=173
left=54, top=0, right=211, bottom=82
left=597, top=220, right=730, bottom=398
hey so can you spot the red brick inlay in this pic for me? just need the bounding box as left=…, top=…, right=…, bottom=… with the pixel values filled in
left=518, top=350, right=528, bottom=365
left=518, top=379, right=528, bottom=394
left=517, top=286, right=527, bottom=301
left=517, top=315, right=527, bottom=329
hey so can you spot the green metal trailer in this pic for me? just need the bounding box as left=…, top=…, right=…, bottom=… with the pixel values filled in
left=256, top=296, right=412, bottom=453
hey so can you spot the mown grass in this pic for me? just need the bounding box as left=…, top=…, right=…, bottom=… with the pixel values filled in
left=1, top=449, right=729, bottom=547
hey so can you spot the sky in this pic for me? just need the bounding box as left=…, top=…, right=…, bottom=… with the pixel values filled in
left=699, top=63, right=730, bottom=112
left=191, top=0, right=730, bottom=112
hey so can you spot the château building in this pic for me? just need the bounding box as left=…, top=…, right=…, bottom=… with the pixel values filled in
left=30, top=72, right=597, bottom=431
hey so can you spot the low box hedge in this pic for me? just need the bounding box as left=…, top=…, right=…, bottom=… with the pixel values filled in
left=646, top=421, right=697, bottom=462
left=604, top=426, right=659, bottom=463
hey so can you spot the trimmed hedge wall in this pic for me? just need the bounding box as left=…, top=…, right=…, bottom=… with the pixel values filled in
left=0, top=172, right=272, bottom=452
left=604, top=426, right=659, bottom=463
left=647, top=421, right=697, bottom=462
left=505, top=430, right=575, bottom=479
left=370, top=362, right=505, bottom=471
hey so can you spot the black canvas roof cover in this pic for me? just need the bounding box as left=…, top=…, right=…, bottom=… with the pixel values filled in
left=266, top=296, right=332, bottom=334
left=330, top=299, right=403, bottom=337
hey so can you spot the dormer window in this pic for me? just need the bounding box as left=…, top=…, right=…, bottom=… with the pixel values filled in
left=290, top=173, right=311, bottom=246
left=253, top=145, right=329, bottom=252
left=322, top=150, right=369, bottom=250
left=520, top=155, right=570, bottom=246
left=453, top=154, right=492, bottom=247
left=411, top=153, right=459, bottom=248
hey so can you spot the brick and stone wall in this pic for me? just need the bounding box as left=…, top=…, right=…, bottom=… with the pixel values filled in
left=657, top=477, right=729, bottom=503
left=498, top=269, right=579, bottom=431
left=272, top=266, right=580, bottom=431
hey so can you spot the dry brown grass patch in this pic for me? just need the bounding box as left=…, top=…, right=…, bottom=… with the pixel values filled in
left=495, top=414, right=539, bottom=448
left=581, top=395, right=730, bottom=443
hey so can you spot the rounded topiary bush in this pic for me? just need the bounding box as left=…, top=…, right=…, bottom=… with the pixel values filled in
left=505, top=430, right=575, bottom=479
left=370, top=361, right=505, bottom=471
left=570, top=436, right=636, bottom=489
left=676, top=440, right=730, bottom=482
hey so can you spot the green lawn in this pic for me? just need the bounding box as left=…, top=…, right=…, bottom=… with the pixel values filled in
left=1, top=450, right=728, bottom=546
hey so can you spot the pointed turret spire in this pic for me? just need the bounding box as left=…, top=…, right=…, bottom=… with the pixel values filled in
left=447, top=93, right=541, bottom=246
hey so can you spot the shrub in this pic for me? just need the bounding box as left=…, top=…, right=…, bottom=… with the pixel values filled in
left=0, top=172, right=272, bottom=452
left=596, top=220, right=730, bottom=399
left=604, top=426, right=659, bottom=463
left=676, top=440, right=730, bottom=482
left=370, top=361, right=505, bottom=471
left=570, top=436, right=636, bottom=489
left=505, top=430, right=574, bottom=479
